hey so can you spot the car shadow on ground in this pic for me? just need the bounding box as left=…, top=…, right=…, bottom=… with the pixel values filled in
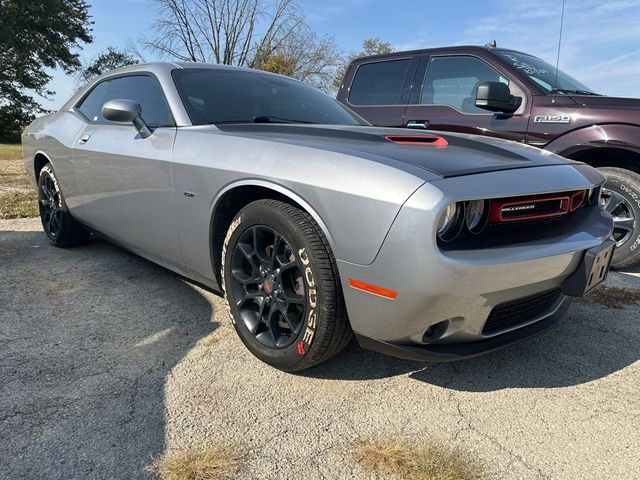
left=0, top=231, right=217, bottom=480
left=2, top=226, right=639, bottom=480
left=309, top=296, right=639, bottom=391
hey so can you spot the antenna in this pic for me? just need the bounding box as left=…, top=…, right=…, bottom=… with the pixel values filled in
left=553, top=0, right=566, bottom=92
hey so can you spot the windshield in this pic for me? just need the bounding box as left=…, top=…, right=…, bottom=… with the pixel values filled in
left=492, top=50, right=598, bottom=95
left=172, top=68, right=367, bottom=126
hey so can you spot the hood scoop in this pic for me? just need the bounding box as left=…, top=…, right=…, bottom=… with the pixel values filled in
left=385, top=135, right=448, bottom=147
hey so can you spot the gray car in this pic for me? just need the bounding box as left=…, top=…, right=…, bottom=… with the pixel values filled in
left=22, top=62, right=615, bottom=371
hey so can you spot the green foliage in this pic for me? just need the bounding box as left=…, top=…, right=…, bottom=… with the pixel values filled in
left=0, top=0, right=93, bottom=139
left=332, top=38, right=394, bottom=92
left=79, top=47, right=139, bottom=84
left=254, top=52, right=298, bottom=78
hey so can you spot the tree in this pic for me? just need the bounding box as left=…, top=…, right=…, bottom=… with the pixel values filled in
left=0, top=0, right=93, bottom=140
left=78, top=47, right=139, bottom=84
left=139, top=0, right=339, bottom=90
left=252, top=27, right=340, bottom=91
left=332, top=38, right=394, bottom=91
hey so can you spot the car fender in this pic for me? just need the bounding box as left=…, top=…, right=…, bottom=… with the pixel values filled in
left=544, top=124, right=640, bottom=158
left=209, top=178, right=338, bottom=257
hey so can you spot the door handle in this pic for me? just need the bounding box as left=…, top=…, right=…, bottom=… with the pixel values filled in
left=79, top=134, right=91, bottom=144
left=407, top=120, right=429, bottom=129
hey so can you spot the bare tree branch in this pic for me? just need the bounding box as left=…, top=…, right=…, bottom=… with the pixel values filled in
left=136, top=0, right=342, bottom=90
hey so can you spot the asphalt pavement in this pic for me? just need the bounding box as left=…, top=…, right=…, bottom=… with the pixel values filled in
left=1, top=217, right=638, bottom=479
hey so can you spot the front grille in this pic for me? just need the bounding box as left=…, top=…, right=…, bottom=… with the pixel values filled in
left=483, top=288, right=562, bottom=335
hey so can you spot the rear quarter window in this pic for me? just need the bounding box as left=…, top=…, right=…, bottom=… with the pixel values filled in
left=348, top=59, right=411, bottom=106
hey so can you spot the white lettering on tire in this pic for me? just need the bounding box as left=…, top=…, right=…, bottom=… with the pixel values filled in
left=621, top=183, right=640, bottom=209
left=222, top=216, right=242, bottom=324
left=297, top=248, right=316, bottom=354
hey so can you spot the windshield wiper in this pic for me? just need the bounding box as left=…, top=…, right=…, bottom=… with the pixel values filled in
left=550, top=88, right=601, bottom=96
left=252, top=115, right=315, bottom=124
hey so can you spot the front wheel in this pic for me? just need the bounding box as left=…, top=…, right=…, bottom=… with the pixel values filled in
left=598, top=167, right=640, bottom=269
left=38, top=163, right=89, bottom=247
left=222, top=199, right=351, bottom=371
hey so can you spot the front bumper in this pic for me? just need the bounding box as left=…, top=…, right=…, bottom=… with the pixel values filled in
left=355, top=297, right=570, bottom=362
left=337, top=165, right=613, bottom=359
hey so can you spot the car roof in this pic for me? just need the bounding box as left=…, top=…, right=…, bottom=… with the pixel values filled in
left=351, top=45, right=532, bottom=63
left=102, top=60, right=287, bottom=78
left=61, top=61, right=308, bottom=117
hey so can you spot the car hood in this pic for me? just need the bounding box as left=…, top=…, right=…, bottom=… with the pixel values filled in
left=570, top=95, right=640, bottom=112
left=214, top=124, right=577, bottom=178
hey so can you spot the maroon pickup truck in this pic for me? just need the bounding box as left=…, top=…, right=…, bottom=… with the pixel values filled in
left=337, top=45, right=640, bottom=268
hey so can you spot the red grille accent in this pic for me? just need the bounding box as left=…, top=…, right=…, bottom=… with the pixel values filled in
left=489, top=190, right=586, bottom=223
left=385, top=135, right=448, bottom=147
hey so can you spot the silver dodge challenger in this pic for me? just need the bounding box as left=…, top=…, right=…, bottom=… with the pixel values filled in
left=22, top=62, right=615, bottom=371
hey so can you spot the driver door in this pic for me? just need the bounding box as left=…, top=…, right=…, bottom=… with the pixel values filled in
left=404, top=55, right=529, bottom=143
left=71, top=74, right=182, bottom=266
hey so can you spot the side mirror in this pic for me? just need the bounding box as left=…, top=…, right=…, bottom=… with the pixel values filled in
left=475, top=81, right=522, bottom=114
left=101, top=99, right=152, bottom=138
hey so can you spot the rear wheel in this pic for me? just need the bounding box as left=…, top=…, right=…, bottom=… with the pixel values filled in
left=598, top=167, right=640, bottom=268
left=38, top=163, right=89, bottom=247
left=222, top=199, right=351, bottom=371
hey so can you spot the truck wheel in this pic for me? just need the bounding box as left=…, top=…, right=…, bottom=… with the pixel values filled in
left=38, top=163, right=90, bottom=247
left=222, top=199, right=351, bottom=372
left=598, top=167, right=640, bottom=269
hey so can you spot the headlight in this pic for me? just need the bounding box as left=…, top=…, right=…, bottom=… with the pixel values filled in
left=466, top=199, right=489, bottom=234
left=437, top=202, right=465, bottom=242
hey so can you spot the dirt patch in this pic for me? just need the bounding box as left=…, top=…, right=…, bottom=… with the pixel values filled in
left=354, top=439, right=485, bottom=480
left=582, top=285, right=640, bottom=309
left=147, top=446, right=240, bottom=480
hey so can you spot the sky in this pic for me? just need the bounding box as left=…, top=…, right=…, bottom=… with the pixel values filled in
left=41, top=0, right=640, bottom=109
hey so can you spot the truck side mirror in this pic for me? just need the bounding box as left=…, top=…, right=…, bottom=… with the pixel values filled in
left=101, top=99, right=152, bottom=139
left=475, top=81, right=522, bottom=114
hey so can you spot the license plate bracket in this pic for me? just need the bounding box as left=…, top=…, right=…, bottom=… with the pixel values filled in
left=562, top=239, right=616, bottom=297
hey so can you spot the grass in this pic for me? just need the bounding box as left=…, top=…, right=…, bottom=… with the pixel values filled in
left=0, top=143, right=22, bottom=161
left=0, top=143, right=38, bottom=219
left=147, top=446, right=240, bottom=480
left=582, top=285, right=640, bottom=309
left=353, top=439, right=486, bottom=480
left=200, top=333, right=221, bottom=348
left=0, top=192, right=39, bottom=219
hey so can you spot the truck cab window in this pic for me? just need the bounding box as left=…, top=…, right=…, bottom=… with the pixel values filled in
left=421, top=56, right=510, bottom=114
left=348, top=59, right=411, bottom=106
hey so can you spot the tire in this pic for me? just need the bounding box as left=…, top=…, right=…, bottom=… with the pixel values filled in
left=598, top=167, right=640, bottom=269
left=38, top=163, right=90, bottom=247
left=222, top=199, right=351, bottom=371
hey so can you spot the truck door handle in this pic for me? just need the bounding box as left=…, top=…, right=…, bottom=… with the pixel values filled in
left=79, top=134, right=91, bottom=144
left=407, top=120, right=429, bottom=129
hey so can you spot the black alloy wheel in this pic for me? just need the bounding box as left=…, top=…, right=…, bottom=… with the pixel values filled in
left=222, top=199, right=352, bottom=371
left=37, top=163, right=89, bottom=247
left=39, top=169, right=64, bottom=240
left=229, top=225, right=306, bottom=349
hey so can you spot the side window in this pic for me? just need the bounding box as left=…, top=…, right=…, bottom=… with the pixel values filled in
left=77, top=75, right=173, bottom=127
left=348, top=59, right=411, bottom=106
left=77, top=81, right=110, bottom=121
left=421, top=56, right=510, bottom=114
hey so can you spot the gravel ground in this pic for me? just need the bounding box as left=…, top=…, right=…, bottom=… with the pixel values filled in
left=1, top=217, right=639, bottom=479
